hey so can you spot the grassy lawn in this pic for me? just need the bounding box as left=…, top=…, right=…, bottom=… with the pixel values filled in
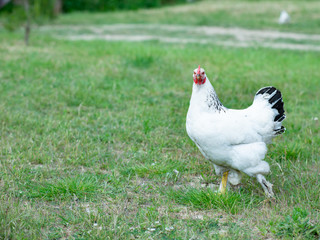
left=55, top=0, right=320, bottom=34
left=1, top=1, right=320, bottom=239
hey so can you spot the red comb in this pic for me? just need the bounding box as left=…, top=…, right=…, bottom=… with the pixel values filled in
left=197, top=65, right=201, bottom=74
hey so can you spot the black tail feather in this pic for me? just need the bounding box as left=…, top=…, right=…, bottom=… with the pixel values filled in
left=257, top=86, right=275, bottom=95
left=269, top=90, right=281, bottom=104
left=256, top=86, right=286, bottom=135
left=274, top=114, right=286, bottom=122
left=272, top=99, right=285, bottom=117
left=274, top=126, right=286, bottom=135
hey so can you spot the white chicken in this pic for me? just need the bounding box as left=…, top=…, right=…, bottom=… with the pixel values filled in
left=278, top=10, right=290, bottom=24
left=186, top=66, right=285, bottom=197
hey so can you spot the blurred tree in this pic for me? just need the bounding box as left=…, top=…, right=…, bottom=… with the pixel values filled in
left=62, top=0, right=186, bottom=12
left=0, top=0, right=59, bottom=45
left=0, top=0, right=11, bottom=8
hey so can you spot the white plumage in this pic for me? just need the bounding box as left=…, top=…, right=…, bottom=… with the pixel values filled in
left=186, top=66, right=285, bottom=197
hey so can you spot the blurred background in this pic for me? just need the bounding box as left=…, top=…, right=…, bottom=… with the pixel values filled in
left=1, top=0, right=320, bottom=46
left=0, top=0, right=189, bottom=44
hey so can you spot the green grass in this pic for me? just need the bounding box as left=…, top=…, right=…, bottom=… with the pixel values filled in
left=1, top=1, right=320, bottom=239
left=269, top=207, right=320, bottom=239
left=52, top=0, right=320, bottom=34
left=22, top=175, right=104, bottom=201
left=167, top=187, right=262, bottom=214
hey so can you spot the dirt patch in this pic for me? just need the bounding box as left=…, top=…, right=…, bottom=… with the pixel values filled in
left=45, top=24, right=320, bottom=51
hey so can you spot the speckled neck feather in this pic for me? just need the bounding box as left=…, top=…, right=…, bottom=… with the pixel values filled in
left=206, top=88, right=224, bottom=112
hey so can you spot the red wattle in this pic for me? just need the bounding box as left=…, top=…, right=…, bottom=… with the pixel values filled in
left=193, top=77, right=206, bottom=85
left=193, top=78, right=197, bottom=84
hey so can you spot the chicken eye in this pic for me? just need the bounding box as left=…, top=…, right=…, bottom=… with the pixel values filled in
left=201, top=72, right=205, bottom=75
left=194, top=72, right=196, bottom=74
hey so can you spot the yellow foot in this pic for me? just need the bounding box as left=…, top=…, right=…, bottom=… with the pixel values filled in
left=220, top=171, right=229, bottom=195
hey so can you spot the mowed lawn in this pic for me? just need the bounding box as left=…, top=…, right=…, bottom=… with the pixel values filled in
left=1, top=1, right=320, bottom=239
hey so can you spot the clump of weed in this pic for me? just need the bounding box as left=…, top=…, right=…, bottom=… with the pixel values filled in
left=22, top=175, right=104, bottom=201
left=270, top=207, right=319, bottom=239
left=167, top=187, right=261, bottom=214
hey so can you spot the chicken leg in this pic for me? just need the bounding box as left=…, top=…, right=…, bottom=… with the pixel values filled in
left=219, top=171, right=229, bottom=194
left=257, top=174, right=274, bottom=198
